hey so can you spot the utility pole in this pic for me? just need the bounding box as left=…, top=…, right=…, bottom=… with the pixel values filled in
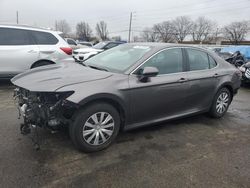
left=16, top=11, right=19, bottom=24
left=128, top=12, right=132, bottom=43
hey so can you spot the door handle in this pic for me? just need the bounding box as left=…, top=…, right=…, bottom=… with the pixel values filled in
left=178, top=78, right=188, bottom=83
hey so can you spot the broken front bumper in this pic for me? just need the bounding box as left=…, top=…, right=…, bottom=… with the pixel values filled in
left=14, top=87, right=77, bottom=133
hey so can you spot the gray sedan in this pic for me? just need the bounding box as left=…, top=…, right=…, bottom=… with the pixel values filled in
left=12, top=43, right=241, bottom=152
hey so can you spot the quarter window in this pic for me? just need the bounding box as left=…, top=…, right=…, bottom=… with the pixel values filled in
left=30, top=31, right=58, bottom=45
left=187, top=49, right=209, bottom=71
left=208, top=55, right=217, bottom=68
left=137, top=48, right=183, bottom=75
left=0, top=28, right=32, bottom=45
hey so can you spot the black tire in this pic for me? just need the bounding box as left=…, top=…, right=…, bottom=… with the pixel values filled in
left=31, top=61, right=53, bottom=69
left=69, top=103, right=120, bottom=152
left=209, top=87, right=232, bottom=118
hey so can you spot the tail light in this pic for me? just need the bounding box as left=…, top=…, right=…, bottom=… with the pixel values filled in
left=60, top=47, right=72, bottom=55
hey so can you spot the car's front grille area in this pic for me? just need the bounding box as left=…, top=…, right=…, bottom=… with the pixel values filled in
left=245, top=68, right=250, bottom=78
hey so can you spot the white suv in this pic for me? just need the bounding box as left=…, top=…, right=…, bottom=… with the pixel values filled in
left=0, top=25, right=73, bottom=78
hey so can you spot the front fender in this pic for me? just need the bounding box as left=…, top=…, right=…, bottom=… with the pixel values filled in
left=78, top=93, right=126, bottom=108
left=71, top=93, right=129, bottom=125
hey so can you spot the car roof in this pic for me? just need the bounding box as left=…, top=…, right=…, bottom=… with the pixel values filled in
left=0, top=24, right=59, bottom=34
left=124, top=42, right=208, bottom=51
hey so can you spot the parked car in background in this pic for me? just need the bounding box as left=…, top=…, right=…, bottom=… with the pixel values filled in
left=218, top=49, right=250, bottom=84
left=220, top=46, right=250, bottom=61
left=78, top=41, right=93, bottom=47
left=209, top=47, right=222, bottom=53
left=0, top=25, right=72, bottom=79
left=65, top=38, right=90, bottom=50
left=12, top=43, right=241, bottom=152
left=73, top=41, right=125, bottom=62
left=73, top=47, right=103, bottom=62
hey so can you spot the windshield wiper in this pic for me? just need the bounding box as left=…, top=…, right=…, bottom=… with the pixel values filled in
left=88, top=65, right=109, bottom=72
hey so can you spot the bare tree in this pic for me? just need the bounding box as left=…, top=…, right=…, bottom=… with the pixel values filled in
left=55, top=20, right=71, bottom=37
left=172, top=16, right=193, bottom=42
left=223, top=21, right=249, bottom=45
left=153, top=21, right=175, bottom=42
left=191, top=17, right=216, bottom=42
left=141, top=27, right=158, bottom=42
left=76, top=21, right=92, bottom=41
left=96, top=21, right=108, bottom=41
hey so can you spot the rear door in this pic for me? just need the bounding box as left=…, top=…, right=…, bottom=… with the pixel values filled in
left=129, top=48, right=189, bottom=125
left=29, top=30, right=59, bottom=62
left=0, top=27, right=39, bottom=77
left=184, top=48, right=219, bottom=111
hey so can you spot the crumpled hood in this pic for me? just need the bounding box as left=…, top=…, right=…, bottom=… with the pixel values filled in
left=11, top=62, right=112, bottom=92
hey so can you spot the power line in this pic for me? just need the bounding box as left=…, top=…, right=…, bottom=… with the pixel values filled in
left=133, top=2, right=249, bottom=22
left=134, top=0, right=248, bottom=15
left=137, top=2, right=248, bottom=19
left=131, top=5, right=250, bottom=29
left=73, top=0, right=245, bottom=25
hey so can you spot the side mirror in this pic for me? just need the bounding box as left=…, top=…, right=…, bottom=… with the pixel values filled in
left=139, top=67, right=159, bottom=82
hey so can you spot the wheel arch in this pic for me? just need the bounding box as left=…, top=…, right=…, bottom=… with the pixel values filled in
left=77, top=94, right=127, bottom=129
left=217, top=82, right=234, bottom=97
left=30, top=59, right=55, bottom=69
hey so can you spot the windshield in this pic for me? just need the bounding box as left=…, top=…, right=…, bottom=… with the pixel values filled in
left=93, top=42, right=107, bottom=49
left=85, top=44, right=152, bottom=73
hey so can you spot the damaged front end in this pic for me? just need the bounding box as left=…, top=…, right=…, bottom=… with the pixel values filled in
left=14, top=87, right=77, bottom=138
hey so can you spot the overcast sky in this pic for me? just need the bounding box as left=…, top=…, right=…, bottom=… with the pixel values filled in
left=0, top=0, right=250, bottom=40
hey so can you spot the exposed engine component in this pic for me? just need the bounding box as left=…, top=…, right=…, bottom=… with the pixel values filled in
left=14, top=87, right=77, bottom=149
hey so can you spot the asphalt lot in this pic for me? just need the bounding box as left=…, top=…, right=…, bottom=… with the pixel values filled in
left=0, top=80, right=249, bottom=188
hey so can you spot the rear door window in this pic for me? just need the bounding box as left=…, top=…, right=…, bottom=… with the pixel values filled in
left=30, top=31, right=58, bottom=45
left=0, top=28, right=32, bottom=45
left=186, top=49, right=209, bottom=71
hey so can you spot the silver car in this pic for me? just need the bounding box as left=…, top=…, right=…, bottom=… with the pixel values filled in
left=12, top=43, right=242, bottom=152
left=0, top=24, right=72, bottom=79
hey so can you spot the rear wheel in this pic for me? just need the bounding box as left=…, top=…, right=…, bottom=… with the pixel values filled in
left=31, top=61, right=53, bottom=68
left=209, top=87, right=232, bottom=118
left=69, top=103, right=120, bottom=152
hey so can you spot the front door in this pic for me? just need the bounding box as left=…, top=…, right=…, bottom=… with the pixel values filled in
left=128, top=48, right=189, bottom=126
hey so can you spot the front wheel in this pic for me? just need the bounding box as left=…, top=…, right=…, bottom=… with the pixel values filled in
left=69, top=103, right=120, bottom=152
left=209, top=87, right=232, bottom=118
